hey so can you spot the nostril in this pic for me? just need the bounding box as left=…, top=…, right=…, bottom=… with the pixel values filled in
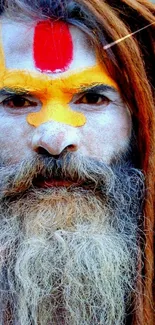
left=37, top=147, right=49, bottom=156
left=35, top=144, right=77, bottom=159
left=37, top=146, right=63, bottom=159
left=67, top=144, right=77, bottom=152
left=37, top=146, right=60, bottom=158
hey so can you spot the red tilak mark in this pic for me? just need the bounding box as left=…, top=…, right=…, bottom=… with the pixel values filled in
left=34, top=20, right=73, bottom=73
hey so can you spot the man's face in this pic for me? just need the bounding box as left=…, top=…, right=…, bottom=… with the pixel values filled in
left=0, top=17, right=131, bottom=167
left=0, top=17, right=142, bottom=325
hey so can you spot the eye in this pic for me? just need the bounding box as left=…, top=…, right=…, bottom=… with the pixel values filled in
left=75, top=93, right=110, bottom=106
left=2, top=95, right=37, bottom=109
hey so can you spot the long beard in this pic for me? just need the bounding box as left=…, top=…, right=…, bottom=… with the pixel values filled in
left=0, top=154, right=144, bottom=324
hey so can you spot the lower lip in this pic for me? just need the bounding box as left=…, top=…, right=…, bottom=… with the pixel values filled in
left=37, top=179, right=82, bottom=188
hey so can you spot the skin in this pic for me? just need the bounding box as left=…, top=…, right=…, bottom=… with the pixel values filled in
left=0, top=18, right=132, bottom=167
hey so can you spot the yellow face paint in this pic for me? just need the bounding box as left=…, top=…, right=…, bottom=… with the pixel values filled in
left=0, top=24, right=118, bottom=127
left=27, top=64, right=118, bottom=127
left=0, top=65, right=117, bottom=127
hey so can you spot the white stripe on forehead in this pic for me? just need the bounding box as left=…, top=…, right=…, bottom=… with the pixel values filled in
left=1, top=19, right=97, bottom=75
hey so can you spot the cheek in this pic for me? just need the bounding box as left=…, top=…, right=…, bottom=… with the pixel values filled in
left=80, top=106, right=131, bottom=162
left=0, top=116, right=33, bottom=164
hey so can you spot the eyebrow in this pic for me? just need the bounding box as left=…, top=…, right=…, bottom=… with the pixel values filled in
left=0, top=88, right=29, bottom=96
left=79, top=84, right=117, bottom=94
left=0, top=84, right=117, bottom=97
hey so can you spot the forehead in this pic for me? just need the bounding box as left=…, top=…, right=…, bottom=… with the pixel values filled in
left=0, top=18, right=96, bottom=75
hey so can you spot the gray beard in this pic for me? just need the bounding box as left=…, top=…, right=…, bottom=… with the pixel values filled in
left=0, top=154, right=144, bottom=325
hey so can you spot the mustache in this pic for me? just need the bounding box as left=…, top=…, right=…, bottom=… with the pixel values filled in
left=0, top=153, right=114, bottom=197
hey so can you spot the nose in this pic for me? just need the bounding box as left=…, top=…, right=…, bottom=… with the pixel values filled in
left=31, top=121, right=80, bottom=157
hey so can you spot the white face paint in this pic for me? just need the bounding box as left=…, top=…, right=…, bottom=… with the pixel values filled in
left=0, top=18, right=137, bottom=325
left=0, top=17, right=132, bottom=166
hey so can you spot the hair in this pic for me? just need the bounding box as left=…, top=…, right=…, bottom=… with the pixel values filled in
left=0, top=0, right=155, bottom=324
